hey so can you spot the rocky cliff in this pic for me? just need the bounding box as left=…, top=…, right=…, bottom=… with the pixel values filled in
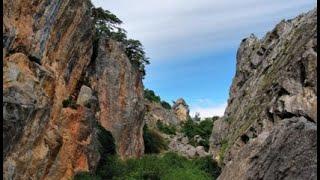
left=210, top=8, right=317, bottom=180
left=144, top=101, right=180, bottom=127
left=3, top=1, right=145, bottom=179
left=172, top=98, right=190, bottom=122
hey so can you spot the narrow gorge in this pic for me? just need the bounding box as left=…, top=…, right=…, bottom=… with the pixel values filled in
left=3, top=1, right=317, bottom=180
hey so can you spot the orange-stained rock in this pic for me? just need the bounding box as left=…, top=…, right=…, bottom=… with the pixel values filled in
left=3, top=0, right=98, bottom=179
left=3, top=0, right=147, bottom=179
left=88, top=39, right=145, bottom=159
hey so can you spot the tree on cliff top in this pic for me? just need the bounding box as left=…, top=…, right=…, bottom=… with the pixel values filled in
left=91, top=7, right=149, bottom=77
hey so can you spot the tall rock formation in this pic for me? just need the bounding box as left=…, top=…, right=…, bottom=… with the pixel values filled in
left=210, top=8, right=317, bottom=180
left=87, top=38, right=145, bottom=159
left=172, top=98, right=190, bottom=122
left=3, top=1, right=145, bottom=179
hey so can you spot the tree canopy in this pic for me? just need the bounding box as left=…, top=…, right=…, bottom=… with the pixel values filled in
left=91, top=7, right=149, bottom=77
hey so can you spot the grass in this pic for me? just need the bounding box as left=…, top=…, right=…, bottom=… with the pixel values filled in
left=74, top=152, right=221, bottom=180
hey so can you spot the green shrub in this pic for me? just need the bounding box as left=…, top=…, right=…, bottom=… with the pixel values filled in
left=160, top=100, right=171, bottom=109
left=219, top=139, right=229, bottom=162
left=144, top=89, right=161, bottom=103
left=74, top=172, right=100, bottom=180
left=62, top=96, right=78, bottom=109
left=83, top=152, right=220, bottom=180
left=193, top=156, right=221, bottom=178
left=181, top=118, right=214, bottom=151
left=143, top=125, right=168, bottom=154
left=96, top=123, right=115, bottom=156
left=156, top=120, right=176, bottom=135
left=91, top=7, right=149, bottom=77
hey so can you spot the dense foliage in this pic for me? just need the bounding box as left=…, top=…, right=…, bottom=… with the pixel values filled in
left=144, top=89, right=172, bottom=109
left=156, top=120, right=176, bottom=135
left=160, top=101, right=171, bottom=109
left=144, top=89, right=161, bottom=103
left=181, top=117, right=215, bottom=151
left=143, top=125, right=168, bottom=154
left=91, top=7, right=149, bottom=76
left=74, top=152, right=220, bottom=180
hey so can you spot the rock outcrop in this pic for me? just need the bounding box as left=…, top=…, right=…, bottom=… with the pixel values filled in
left=172, top=98, right=190, bottom=122
left=87, top=38, right=145, bottom=159
left=3, top=1, right=145, bottom=179
left=210, top=8, right=317, bottom=180
left=168, top=134, right=210, bottom=158
left=144, top=100, right=180, bottom=128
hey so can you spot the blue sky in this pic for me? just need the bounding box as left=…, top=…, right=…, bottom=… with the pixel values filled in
left=92, top=0, right=316, bottom=118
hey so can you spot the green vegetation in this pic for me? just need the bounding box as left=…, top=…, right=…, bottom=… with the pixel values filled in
left=96, top=123, right=116, bottom=156
left=160, top=101, right=171, bottom=109
left=218, top=139, right=229, bottom=162
left=62, top=96, right=78, bottom=109
left=144, top=89, right=172, bottom=109
left=91, top=7, right=149, bottom=76
left=74, top=119, right=221, bottom=180
left=75, top=152, right=220, bottom=180
left=156, top=120, right=176, bottom=135
left=181, top=117, right=215, bottom=151
left=143, top=125, right=168, bottom=154
left=144, top=89, right=161, bottom=103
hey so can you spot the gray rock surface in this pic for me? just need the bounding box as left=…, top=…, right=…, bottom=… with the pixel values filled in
left=76, top=85, right=93, bottom=106
left=210, top=8, right=317, bottom=180
left=87, top=38, right=145, bottom=159
left=168, top=133, right=210, bottom=158
left=144, top=100, right=180, bottom=127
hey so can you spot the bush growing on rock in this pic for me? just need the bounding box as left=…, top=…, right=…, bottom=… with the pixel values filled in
left=181, top=117, right=214, bottom=151
left=160, top=100, right=171, bottom=109
left=156, top=120, right=176, bottom=135
left=144, top=89, right=161, bottom=103
left=91, top=7, right=149, bottom=77
left=62, top=96, right=78, bottom=109
left=143, top=125, right=168, bottom=154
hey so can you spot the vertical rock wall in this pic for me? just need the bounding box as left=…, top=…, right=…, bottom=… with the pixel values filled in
left=87, top=39, right=145, bottom=159
left=3, top=1, right=146, bottom=179
left=210, top=8, right=317, bottom=180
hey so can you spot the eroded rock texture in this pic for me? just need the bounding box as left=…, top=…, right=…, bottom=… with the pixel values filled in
left=3, top=1, right=145, bottom=179
left=172, top=98, right=190, bottom=122
left=144, top=100, right=180, bottom=127
left=210, top=8, right=317, bottom=180
left=87, top=38, right=145, bottom=159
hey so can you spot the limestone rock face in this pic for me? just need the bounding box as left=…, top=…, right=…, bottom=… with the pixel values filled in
left=144, top=100, right=180, bottom=128
left=3, top=0, right=146, bottom=179
left=87, top=38, right=145, bottom=159
left=172, top=98, right=190, bottom=122
left=210, top=8, right=317, bottom=180
left=3, top=0, right=99, bottom=179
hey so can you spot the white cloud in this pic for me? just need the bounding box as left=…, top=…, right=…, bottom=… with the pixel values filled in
left=190, top=102, right=227, bottom=119
left=91, top=0, right=316, bottom=62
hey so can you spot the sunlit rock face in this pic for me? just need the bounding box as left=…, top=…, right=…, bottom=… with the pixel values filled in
left=3, top=0, right=98, bottom=179
left=87, top=38, right=145, bottom=159
left=144, top=100, right=180, bottom=128
left=3, top=0, right=146, bottom=179
left=210, top=8, right=317, bottom=180
left=172, top=98, right=190, bottom=122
